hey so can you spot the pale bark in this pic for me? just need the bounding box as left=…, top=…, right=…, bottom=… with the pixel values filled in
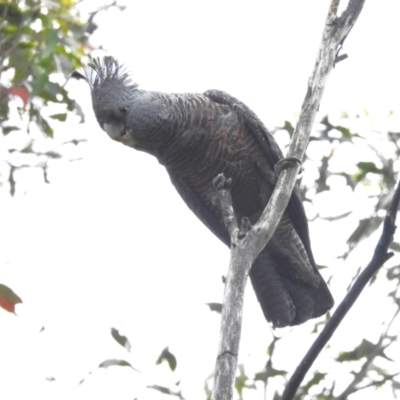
left=211, top=1, right=366, bottom=399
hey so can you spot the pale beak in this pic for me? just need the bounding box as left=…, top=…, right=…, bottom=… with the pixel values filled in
left=103, top=122, right=125, bottom=140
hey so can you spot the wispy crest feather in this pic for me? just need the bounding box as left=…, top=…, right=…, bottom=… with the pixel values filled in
left=75, top=56, right=138, bottom=91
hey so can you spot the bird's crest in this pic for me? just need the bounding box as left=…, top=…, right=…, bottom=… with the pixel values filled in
left=72, top=56, right=138, bottom=91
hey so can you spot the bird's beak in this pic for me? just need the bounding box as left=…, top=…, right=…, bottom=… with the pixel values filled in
left=103, top=123, right=138, bottom=148
left=103, top=122, right=126, bottom=140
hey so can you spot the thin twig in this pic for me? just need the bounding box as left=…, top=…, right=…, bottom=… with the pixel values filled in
left=340, top=371, right=400, bottom=398
left=282, top=179, right=400, bottom=400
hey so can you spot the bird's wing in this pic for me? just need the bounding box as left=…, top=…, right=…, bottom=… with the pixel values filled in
left=203, top=89, right=316, bottom=268
left=166, top=168, right=230, bottom=247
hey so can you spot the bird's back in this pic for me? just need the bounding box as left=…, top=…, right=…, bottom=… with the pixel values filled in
left=157, top=91, right=333, bottom=327
left=157, top=93, right=274, bottom=225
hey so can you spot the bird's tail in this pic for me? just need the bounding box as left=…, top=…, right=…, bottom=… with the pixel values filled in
left=249, top=250, right=334, bottom=328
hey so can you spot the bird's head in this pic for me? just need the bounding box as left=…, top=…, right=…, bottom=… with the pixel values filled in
left=72, top=56, right=140, bottom=144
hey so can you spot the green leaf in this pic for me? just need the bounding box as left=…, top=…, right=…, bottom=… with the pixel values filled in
left=1, top=126, right=20, bottom=135
left=386, top=265, right=400, bottom=280
left=17, top=42, right=35, bottom=50
left=19, top=142, right=34, bottom=153
left=347, top=217, right=383, bottom=246
left=281, top=120, right=294, bottom=137
left=43, top=151, right=61, bottom=159
left=254, top=371, right=268, bottom=382
left=235, top=365, right=256, bottom=399
left=98, top=359, right=138, bottom=371
left=303, top=371, right=327, bottom=391
left=49, top=113, right=67, bottom=121
left=315, top=154, right=331, bottom=193
left=34, top=113, right=53, bottom=137
left=110, top=328, right=131, bottom=352
left=0, top=284, right=23, bottom=314
left=392, top=380, right=400, bottom=393
left=206, top=302, right=222, bottom=313
left=156, top=347, right=177, bottom=371
left=254, top=368, right=286, bottom=382
left=334, top=125, right=351, bottom=137
left=336, top=339, right=376, bottom=362
left=2, top=24, right=19, bottom=34
left=354, top=161, right=384, bottom=182
left=235, top=365, right=248, bottom=398
left=389, top=242, right=400, bottom=252
left=320, top=211, right=353, bottom=222
left=356, top=161, right=382, bottom=177
left=43, top=29, right=59, bottom=57
left=318, top=115, right=359, bottom=143
left=71, top=100, right=85, bottom=122
left=147, top=385, right=184, bottom=399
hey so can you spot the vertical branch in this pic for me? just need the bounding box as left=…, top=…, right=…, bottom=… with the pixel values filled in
left=211, top=174, right=253, bottom=400
left=250, top=0, right=365, bottom=256
left=212, top=245, right=253, bottom=400
left=211, top=0, right=366, bottom=399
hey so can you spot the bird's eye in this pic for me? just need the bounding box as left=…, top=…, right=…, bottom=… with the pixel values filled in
left=119, top=107, right=127, bottom=113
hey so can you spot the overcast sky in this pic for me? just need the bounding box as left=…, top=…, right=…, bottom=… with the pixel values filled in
left=1, top=1, right=400, bottom=399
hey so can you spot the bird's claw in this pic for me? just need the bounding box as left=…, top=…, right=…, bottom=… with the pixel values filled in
left=238, top=217, right=252, bottom=239
left=212, top=173, right=232, bottom=191
left=274, top=157, right=302, bottom=179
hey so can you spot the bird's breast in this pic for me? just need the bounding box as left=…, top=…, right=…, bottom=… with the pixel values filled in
left=163, top=124, right=274, bottom=224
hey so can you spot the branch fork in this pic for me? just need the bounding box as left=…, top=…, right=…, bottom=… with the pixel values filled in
left=211, top=1, right=367, bottom=400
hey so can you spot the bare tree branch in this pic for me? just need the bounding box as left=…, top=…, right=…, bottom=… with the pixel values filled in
left=336, top=371, right=400, bottom=400
left=212, top=1, right=365, bottom=399
left=211, top=175, right=253, bottom=400
left=282, top=178, right=400, bottom=400
left=212, top=174, right=239, bottom=242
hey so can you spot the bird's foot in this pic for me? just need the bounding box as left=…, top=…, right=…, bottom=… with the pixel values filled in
left=211, top=173, right=239, bottom=238
left=274, top=157, right=302, bottom=179
left=212, top=173, right=232, bottom=190
left=238, top=217, right=252, bottom=239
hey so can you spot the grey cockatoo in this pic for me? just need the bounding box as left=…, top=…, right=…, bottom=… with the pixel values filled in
left=73, top=57, right=333, bottom=328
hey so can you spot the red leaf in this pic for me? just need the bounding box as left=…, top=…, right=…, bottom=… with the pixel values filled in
left=0, top=284, right=23, bottom=314
left=6, top=86, right=29, bottom=108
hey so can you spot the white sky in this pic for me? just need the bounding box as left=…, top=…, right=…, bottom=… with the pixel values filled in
left=1, top=1, right=400, bottom=399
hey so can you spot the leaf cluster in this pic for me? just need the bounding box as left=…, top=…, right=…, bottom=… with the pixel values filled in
left=0, top=0, right=90, bottom=136
left=0, top=0, right=124, bottom=194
